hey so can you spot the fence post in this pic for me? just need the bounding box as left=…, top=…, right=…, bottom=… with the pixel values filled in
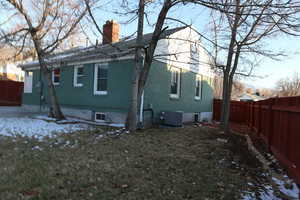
left=268, top=98, right=274, bottom=152
left=257, top=102, right=261, bottom=135
left=213, top=99, right=216, bottom=121
left=251, top=102, right=254, bottom=131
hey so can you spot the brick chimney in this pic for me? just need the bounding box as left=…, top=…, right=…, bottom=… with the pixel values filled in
left=102, top=20, right=120, bottom=44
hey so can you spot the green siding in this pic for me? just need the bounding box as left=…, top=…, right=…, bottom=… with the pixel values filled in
left=23, top=59, right=214, bottom=121
left=23, top=59, right=135, bottom=113
left=23, top=71, right=41, bottom=105
left=144, top=60, right=213, bottom=120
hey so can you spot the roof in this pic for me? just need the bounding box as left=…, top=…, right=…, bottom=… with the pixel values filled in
left=239, top=93, right=265, bottom=101
left=20, top=26, right=188, bottom=69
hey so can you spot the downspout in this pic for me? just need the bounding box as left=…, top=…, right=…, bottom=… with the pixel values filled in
left=39, top=67, right=42, bottom=112
left=139, top=91, right=144, bottom=123
left=139, top=56, right=145, bottom=124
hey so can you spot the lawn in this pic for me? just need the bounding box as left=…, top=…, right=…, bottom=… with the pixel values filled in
left=0, top=124, right=297, bottom=199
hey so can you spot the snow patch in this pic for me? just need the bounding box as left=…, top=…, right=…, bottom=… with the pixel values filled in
left=0, top=117, right=91, bottom=139
left=34, top=115, right=125, bottom=127
left=273, top=176, right=299, bottom=199
left=242, top=176, right=299, bottom=200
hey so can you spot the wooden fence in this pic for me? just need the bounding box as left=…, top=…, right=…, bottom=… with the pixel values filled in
left=0, top=80, right=24, bottom=106
left=213, top=98, right=300, bottom=184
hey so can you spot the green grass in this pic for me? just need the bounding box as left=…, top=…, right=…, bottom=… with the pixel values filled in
left=0, top=125, right=266, bottom=200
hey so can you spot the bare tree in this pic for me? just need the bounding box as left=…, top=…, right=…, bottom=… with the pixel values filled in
left=81, top=0, right=300, bottom=132
left=231, top=81, right=246, bottom=99
left=126, top=0, right=145, bottom=130
left=84, top=0, right=193, bottom=131
left=213, top=76, right=247, bottom=100
left=131, top=0, right=193, bottom=131
left=213, top=76, right=223, bottom=99
left=196, top=0, right=300, bottom=133
left=276, top=73, right=300, bottom=97
left=124, top=0, right=177, bottom=131
left=245, top=87, right=254, bottom=94
left=0, top=0, right=87, bottom=119
left=259, top=88, right=275, bottom=98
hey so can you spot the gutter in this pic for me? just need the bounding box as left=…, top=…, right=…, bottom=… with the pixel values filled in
left=19, top=55, right=136, bottom=71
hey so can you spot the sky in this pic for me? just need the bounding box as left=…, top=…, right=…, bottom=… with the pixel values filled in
left=243, top=36, right=300, bottom=89
left=1, top=0, right=300, bottom=89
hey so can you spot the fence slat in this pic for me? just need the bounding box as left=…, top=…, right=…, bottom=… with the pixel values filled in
left=0, top=80, right=23, bottom=106
left=213, top=98, right=300, bottom=184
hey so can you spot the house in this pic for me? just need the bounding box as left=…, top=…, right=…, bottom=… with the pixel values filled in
left=0, top=63, right=24, bottom=82
left=20, top=20, right=215, bottom=126
left=239, top=93, right=265, bottom=102
left=0, top=47, right=25, bottom=82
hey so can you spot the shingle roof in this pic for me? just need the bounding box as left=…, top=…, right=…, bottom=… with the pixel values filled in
left=20, top=26, right=188, bottom=69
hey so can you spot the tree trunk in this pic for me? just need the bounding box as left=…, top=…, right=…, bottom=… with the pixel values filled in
left=42, top=67, right=65, bottom=119
left=127, top=0, right=172, bottom=130
left=221, top=45, right=241, bottom=133
left=137, top=0, right=172, bottom=97
left=32, top=36, right=65, bottom=120
left=220, top=0, right=241, bottom=133
left=126, top=0, right=145, bottom=131
left=220, top=72, right=229, bottom=124
left=222, top=76, right=233, bottom=133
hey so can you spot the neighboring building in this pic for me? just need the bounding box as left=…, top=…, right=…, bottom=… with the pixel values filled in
left=0, top=47, right=25, bottom=82
left=239, top=93, right=265, bottom=102
left=0, top=63, right=24, bottom=82
left=20, top=20, right=215, bottom=126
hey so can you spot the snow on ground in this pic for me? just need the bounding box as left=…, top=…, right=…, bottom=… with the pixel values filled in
left=273, top=176, right=299, bottom=199
left=34, top=115, right=125, bottom=128
left=0, top=116, right=91, bottom=139
left=242, top=174, right=299, bottom=200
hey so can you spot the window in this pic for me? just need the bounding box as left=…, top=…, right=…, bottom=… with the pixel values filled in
left=170, top=68, right=181, bottom=98
left=95, top=112, right=106, bottom=122
left=52, top=68, right=60, bottom=85
left=190, top=42, right=200, bottom=61
left=74, top=65, right=84, bottom=87
left=94, top=63, right=108, bottom=95
left=195, top=75, right=202, bottom=100
left=24, top=71, right=33, bottom=93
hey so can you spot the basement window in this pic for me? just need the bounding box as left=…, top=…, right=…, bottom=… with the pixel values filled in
left=94, top=63, right=108, bottom=95
left=195, top=75, right=202, bottom=100
left=95, top=112, right=106, bottom=122
left=52, top=68, right=61, bottom=85
left=74, top=65, right=84, bottom=87
left=170, top=68, right=181, bottom=99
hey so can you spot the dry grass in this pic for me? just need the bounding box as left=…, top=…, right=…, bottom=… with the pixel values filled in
left=0, top=125, right=266, bottom=200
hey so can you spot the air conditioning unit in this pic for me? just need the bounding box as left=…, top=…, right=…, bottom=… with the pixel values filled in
left=161, top=111, right=183, bottom=127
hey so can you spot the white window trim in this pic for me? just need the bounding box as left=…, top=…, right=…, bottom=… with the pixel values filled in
left=52, top=69, right=60, bottom=85
left=94, top=63, right=108, bottom=95
left=74, top=65, right=84, bottom=87
left=170, top=68, right=181, bottom=99
left=95, top=112, right=106, bottom=122
left=195, top=75, right=202, bottom=100
left=24, top=71, right=33, bottom=94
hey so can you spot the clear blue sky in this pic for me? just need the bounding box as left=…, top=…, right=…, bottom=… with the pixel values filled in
left=244, top=36, right=300, bottom=89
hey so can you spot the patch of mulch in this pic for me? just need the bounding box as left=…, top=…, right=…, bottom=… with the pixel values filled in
left=200, top=121, right=282, bottom=171
left=197, top=121, right=252, bottom=134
